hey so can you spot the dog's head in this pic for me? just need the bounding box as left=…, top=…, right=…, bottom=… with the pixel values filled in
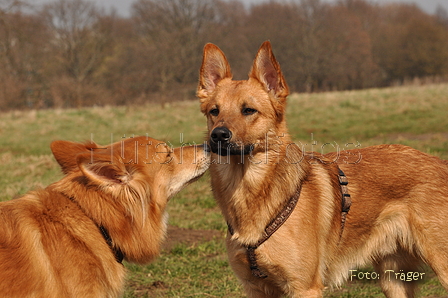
left=50, top=136, right=209, bottom=263
left=197, top=41, right=289, bottom=156
left=51, top=136, right=209, bottom=200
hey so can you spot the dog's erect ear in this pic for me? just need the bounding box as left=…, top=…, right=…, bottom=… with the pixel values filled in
left=51, top=140, right=98, bottom=174
left=249, top=41, right=289, bottom=99
left=77, top=153, right=131, bottom=186
left=197, top=43, right=232, bottom=99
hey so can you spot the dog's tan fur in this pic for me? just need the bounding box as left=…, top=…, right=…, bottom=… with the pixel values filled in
left=198, top=41, right=448, bottom=297
left=0, top=136, right=208, bottom=297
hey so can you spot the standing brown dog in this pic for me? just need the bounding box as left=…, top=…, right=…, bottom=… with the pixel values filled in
left=197, top=41, right=448, bottom=297
left=0, top=136, right=209, bottom=297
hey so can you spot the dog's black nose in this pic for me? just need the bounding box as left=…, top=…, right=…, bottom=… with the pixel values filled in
left=210, top=127, right=232, bottom=143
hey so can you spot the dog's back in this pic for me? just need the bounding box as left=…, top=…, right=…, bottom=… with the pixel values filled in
left=325, top=144, right=448, bottom=286
left=0, top=190, right=125, bottom=298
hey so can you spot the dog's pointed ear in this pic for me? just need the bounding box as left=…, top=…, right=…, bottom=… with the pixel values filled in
left=51, top=140, right=98, bottom=174
left=249, top=41, right=289, bottom=99
left=197, top=43, right=232, bottom=99
left=77, top=153, right=132, bottom=186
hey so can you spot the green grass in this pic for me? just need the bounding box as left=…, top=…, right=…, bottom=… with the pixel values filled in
left=287, top=84, right=448, bottom=158
left=123, top=240, right=244, bottom=298
left=1, top=84, right=448, bottom=297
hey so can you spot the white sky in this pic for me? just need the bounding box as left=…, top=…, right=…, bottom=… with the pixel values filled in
left=33, top=0, right=448, bottom=17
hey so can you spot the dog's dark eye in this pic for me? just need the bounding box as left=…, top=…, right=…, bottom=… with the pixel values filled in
left=210, top=108, right=219, bottom=116
left=242, top=108, right=257, bottom=116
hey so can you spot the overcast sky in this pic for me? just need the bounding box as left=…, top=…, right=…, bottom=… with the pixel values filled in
left=33, top=0, right=448, bottom=17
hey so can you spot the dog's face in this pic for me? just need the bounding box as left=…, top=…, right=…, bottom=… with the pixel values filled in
left=197, top=41, right=289, bottom=156
left=51, top=136, right=209, bottom=201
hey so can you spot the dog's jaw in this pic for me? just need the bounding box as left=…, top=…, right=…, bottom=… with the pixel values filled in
left=208, top=141, right=255, bottom=156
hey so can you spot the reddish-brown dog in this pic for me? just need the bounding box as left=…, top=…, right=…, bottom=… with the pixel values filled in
left=0, top=136, right=208, bottom=297
left=198, top=41, right=448, bottom=297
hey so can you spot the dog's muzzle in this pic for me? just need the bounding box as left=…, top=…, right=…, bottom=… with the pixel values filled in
left=209, top=127, right=253, bottom=156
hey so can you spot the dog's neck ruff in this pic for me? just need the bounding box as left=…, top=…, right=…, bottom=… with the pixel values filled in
left=227, top=168, right=351, bottom=279
left=66, top=196, right=124, bottom=264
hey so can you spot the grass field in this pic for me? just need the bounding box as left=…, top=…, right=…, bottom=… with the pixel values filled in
left=1, top=84, right=448, bottom=297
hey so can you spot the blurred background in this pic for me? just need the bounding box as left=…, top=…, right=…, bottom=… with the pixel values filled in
left=2, top=2, right=448, bottom=296
left=1, top=0, right=448, bottom=110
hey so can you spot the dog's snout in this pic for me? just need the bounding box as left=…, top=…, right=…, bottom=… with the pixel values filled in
left=210, top=127, right=232, bottom=143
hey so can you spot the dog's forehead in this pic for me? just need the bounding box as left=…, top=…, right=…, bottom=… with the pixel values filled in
left=102, top=136, right=170, bottom=156
left=213, top=79, right=270, bottom=107
left=97, top=136, right=174, bottom=165
left=110, top=136, right=159, bottom=147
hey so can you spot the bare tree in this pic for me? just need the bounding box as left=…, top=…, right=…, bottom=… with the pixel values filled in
left=132, top=0, right=220, bottom=97
left=0, top=0, right=24, bottom=78
left=0, top=0, right=49, bottom=109
left=0, top=0, right=24, bottom=12
left=1, top=0, right=448, bottom=110
left=42, top=0, right=115, bottom=107
left=369, top=3, right=448, bottom=84
left=436, top=4, right=448, bottom=27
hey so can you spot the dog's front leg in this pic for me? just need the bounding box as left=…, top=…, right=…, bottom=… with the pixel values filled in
left=243, top=283, right=283, bottom=298
left=227, top=240, right=325, bottom=298
left=290, top=289, right=323, bottom=298
left=226, top=241, right=282, bottom=297
left=241, top=276, right=324, bottom=298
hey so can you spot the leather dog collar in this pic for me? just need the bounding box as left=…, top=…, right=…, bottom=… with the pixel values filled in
left=98, top=225, right=124, bottom=264
left=66, top=195, right=124, bottom=264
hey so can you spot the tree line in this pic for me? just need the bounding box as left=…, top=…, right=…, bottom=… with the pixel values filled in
left=1, top=0, right=448, bottom=110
